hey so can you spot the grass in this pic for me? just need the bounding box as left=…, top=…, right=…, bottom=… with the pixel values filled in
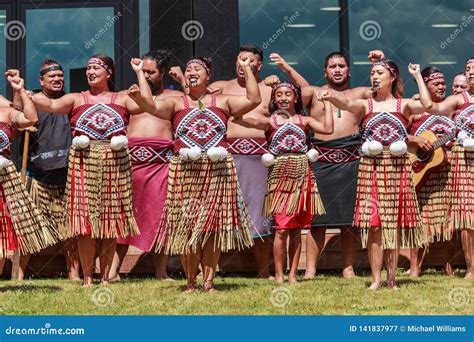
left=0, top=269, right=472, bottom=315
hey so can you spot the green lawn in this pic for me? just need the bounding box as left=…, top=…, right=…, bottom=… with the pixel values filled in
left=0, top=270, right=472, bottom=315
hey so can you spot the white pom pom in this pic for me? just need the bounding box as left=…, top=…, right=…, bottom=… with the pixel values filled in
left=463, top=138, right=474, bottom=151
left=188, top=146, right=202, bottom=160
left=179, top=148, right=190, bottom=161
left=206, top=147, right=220, bottom=162
left=389, top=141, right=407, bottom=156
left=0, top=156, right=9, bottom=170
left=458, top=130, right=469, bottom=144
left=217, top=147, right=228, bottom=161
left=361, top=141, right=370, bottom=156
left=110, top=135, right=128, bottom=151
left=73, top=135, right=90, bottom=149
left=368, top=140, right=383, bottom=156
left=261, top=153, right=275, bottom=167
left=306, top=148, right=320, bottom=163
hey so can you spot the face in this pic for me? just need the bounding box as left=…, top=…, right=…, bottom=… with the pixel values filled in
left=427, top=77, right=446, bottom=102
left=370, top=65, right=393, bottom=92
left=324, top=56, right=349, bottom=87
left=142, top=59, right=165, bottom=92
left=236, top=51, right=262, bottom=80
left=184, top=62, right=209, bottom=88
left=452, top=74, right=469, bottom=95
left=464, top=62, right=474, bottom=89
left=39, top=67, right=64, bottom=93
left=86, top=62, right=110, bottom=87
left=274, top=86, right=297, bottom=112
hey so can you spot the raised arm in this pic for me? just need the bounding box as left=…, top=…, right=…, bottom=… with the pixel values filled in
left=305, top=99, right=334, bottom=134
left=8, top=77, right=38, bottom=127
left=318, top=89, right=365, bottom=116
left=269, top=53, right=310, bottom=88
left=232, top=115, right=270, bottom=131
left=225, top=58, right=261, bottom=117
left=31, top=92, right=76, bottom=114
left=405, top=63, right=431, bottom=116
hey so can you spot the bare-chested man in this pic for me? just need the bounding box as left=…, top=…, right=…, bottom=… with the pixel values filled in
left=303, top=51, right=383, bottom=279
left=209, top=45, right=309, bottom=278
left=110, top=50, right=183, bottom=280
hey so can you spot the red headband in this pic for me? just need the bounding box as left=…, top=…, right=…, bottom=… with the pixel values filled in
left=186, top=59, right=211, bottom=77
left=423, top=72, right=445, bottom=83
left=373, top=60, right=397, bottom=78
left=466, top=58, right=474, bottom=67
left=272, top=82, right=298, bottom=95
left=88, top=58, right=113, bottom=75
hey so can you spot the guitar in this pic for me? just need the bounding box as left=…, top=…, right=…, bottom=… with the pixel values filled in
left=408, top=129, right=456, bottom=190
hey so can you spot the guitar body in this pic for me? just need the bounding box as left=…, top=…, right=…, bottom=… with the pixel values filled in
left=408, top=130, right=447, bottom=190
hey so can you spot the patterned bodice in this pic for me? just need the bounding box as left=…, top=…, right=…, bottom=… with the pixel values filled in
left=172, top=95, right=228, bottom=152
left=361, top=98, right=408, bottom=145
left=0, top=122, right=12, bottom=157
left=69, top=92, right=128, bottom=140
left=410, top=114, right=455, bottom=137
left=454, top=91, right=474, bottom=135
left=266, top=114, right=309, bottom=155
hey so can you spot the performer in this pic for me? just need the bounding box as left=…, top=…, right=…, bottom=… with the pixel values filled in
left=0, top=75, right=58, bottom=258
left=16, top=60, right=80, bottom=281
left=208, top=46, right=308, bottom=279
left=110, top=50, right=183, bottom=281
left=452, top=73, right=469, bottom=95
left=235, top=81, right=333, bottom=283
left=321, top=60, right=430, bottom=289
left=303, top=51, right=384, bottom=279
left=419, top=57, right=474, bottom=279
left=32, top=54, right=141, bottom=286
left=128, top=56, right=260, bottom=292
left=405, top=67, right=457, bottom=277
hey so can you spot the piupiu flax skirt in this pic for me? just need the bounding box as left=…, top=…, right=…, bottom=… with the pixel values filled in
left=156, top=154, right=253, bottom=255
left=0, top=162, right=58, bottom=257
left=60, top=141, right=139, bottom=239
left=354, top=152, right=426, bottom=249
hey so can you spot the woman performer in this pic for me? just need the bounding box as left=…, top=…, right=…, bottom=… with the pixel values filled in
left=128, top=57, right=261, bottom=292
left=235, top=81, right=333, bottom=283
left=418, top=57, right=474, bottom=279
left=405, top=67, right=457, bottom=277
left=320, top=60, right=430, bottom=289
left=32, top=54, right=140, bottom=286
left=0, top=76, right=58, bottom=258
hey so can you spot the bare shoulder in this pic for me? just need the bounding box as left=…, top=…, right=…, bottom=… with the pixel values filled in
left=118, top=89, right=128, bottom=95
left=344, top=86, right=369, bottom=99
left=209, top=79, right=231, bottom=90
left=160, top=89, right=184, bottom=99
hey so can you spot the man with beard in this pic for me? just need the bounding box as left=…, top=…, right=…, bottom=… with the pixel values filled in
left=303, top=50, right=384, bottom=279
left=209, top=45, right=309, bottom=279
left=110, top=50, right=183, bottom=281
left=18, top=60, right=80, bottom=280
left=452, top=72, right=469, bottom=95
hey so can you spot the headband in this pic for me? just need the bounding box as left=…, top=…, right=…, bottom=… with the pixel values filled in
left=40, top=65, right=63, bottom=76
left=272, top=81, right=298, bottom=95
left=423, top=72, right=445, bottom=83
left=466, top=58, right=474, bottom=66
left=87, top=58, right=113, bottom=75
left=186, top=59, right=211, bottom=77
left=373, top=60, right=397, bottom=78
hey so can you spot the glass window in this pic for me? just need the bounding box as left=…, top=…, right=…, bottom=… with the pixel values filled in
left=349, top=0, right=474, bottom=96
left=0, top=10, right=7, bottom=96
left=26, top=7, right=116, bottom=92
left=239, top=0, right=340, bottom=85
left=139, top=0, right=150, bottom=56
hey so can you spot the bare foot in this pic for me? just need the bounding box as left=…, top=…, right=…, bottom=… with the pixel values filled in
left=342, top=267, right=356, bottom=279
left=386, top=279, right=399, bottom=289
left=402, top=269, right=411, bottom=276
left=368, top=281, right=381, bottom=290
left=444, top=264, right=454, bottom=276
left=408, top=269, right=420, bottom=278
left=108, top=274, right=121, bottom=283
left=203, top=280, right=218, bottom=292
left=100, top=279, right=109, bottom=286
left=288, top=276, right=298, bottom=284
left=303, top=271, right=316, bottom=280
left=69, top=276, right=82, bottom=282
left=155, top=273, right=173, bottom=281
left=274, top=274, right=285, bottom=284
left=464, top=272, right=474, bottom=279
left=258, top=273, right=275, bottom=280
left=82, top=276, right=94, bottom=287
left=183, top=284, right=197, bottom=293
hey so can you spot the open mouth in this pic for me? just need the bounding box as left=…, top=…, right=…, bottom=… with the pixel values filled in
left=278, top=101, right=289, bottom=108
left=371, top=80, right=381, bottom=90
left=188, top=75, right=199, bottom=86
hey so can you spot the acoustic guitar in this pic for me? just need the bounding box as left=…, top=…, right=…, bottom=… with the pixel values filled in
left=408, top=130, right=456, bottom=190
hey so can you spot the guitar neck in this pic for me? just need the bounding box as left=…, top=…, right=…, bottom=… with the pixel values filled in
left=432, top=132, right=455, bottom=149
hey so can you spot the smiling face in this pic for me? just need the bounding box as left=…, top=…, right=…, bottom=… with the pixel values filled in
left=184, top=62, right=209, bottom=88
left=427, top=77, right=446, bottom=102
left=40, top=67, right=64, bottom=94
left=370, top=65, right=393, bottom=92
left=324, top=56, right=349, bottom=87
left=273, top=86, right=297, bottom=112
left=236, top=51, right=262, bottom=80
left=452, top=74, right=469, bottom=95
left=86, top=63, right=110, bottom=88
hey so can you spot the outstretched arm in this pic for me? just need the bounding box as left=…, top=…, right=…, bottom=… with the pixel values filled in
left=317, top=89, right=365, bottom=116
left=226, top=58, right=261, bottom=117
left=232, top=115, right=270, bottom=131
left=306, top=99, right=334, bottom=134
left=269, top=53, right=310, bottom=88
